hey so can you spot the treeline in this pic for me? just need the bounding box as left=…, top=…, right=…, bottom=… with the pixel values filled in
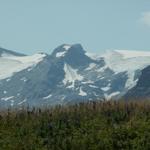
left=0, top=100, right=150, bottom=150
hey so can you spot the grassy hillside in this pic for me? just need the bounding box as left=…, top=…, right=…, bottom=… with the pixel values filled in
left=0, top=101, right=150, bottom=150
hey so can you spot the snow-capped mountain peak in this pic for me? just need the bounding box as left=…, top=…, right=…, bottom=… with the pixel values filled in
left=52, top=44, right=72, bottom=58
left=52, top=44, right=85, bottom=58
left=55, top=44, right=71, bottom=58
left=1, top=45, right=150, bottom=108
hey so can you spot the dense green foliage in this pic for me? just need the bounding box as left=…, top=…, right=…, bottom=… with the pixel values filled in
left=0, top=101, right=150, bottom=150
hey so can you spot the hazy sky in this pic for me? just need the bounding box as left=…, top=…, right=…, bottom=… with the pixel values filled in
left=0, top=0, right=150, bottom=54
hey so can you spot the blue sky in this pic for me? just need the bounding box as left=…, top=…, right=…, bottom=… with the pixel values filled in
left=0, top=0, right=150, bottom=54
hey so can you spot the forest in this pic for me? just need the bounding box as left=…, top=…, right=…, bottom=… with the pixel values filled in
left=0, top=100, right=150, bottom=150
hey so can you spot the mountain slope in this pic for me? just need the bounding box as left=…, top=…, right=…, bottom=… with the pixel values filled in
left=0, top=45, right=150, bottom=108
left=0, top=47, right=25, bottom=57
left=124, top=65, right=150, bottom=99
left=0, top=52, right=46, bottom=80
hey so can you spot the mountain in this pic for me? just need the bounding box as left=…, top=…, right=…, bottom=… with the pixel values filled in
left=0, top=44, right=150, bottom=108
left=124, top=65, right=150, bottom=99
left=0, top=47, right=25, bottom=57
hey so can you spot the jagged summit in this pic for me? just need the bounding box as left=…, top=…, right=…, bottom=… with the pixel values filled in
left=51, top=44, right=85, bottom=58
left=51, top=43, right=93, bottom=68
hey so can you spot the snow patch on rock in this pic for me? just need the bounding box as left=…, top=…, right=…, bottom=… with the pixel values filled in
left=104, top=91, right=120, bottom=100
left=56, top=51, right=66, bottom=57
left=1, top=96, right=15, bottom=101
left=89, top=85, right=98, bottom=88
left=56, top=45, right=71, bottom=58
left=85, top=63, right=96, bottom=71
left=79, top=87, right=87, bottom=96
left=63, top=45, right=71, bottom=50
left=101, top=86, right=110, bottom=92
left=43, top=94, right=52, bottom=100
left=18, top=99, right=27, bottom=105
left=63, top=63, right=83, bottom=88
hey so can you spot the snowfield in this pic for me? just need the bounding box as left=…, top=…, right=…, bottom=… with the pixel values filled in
left=102, top=50, right=150, bottom=89
left=115, top=50, right=150, bottom=59
left=0, top=53, right=46, bottom=80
